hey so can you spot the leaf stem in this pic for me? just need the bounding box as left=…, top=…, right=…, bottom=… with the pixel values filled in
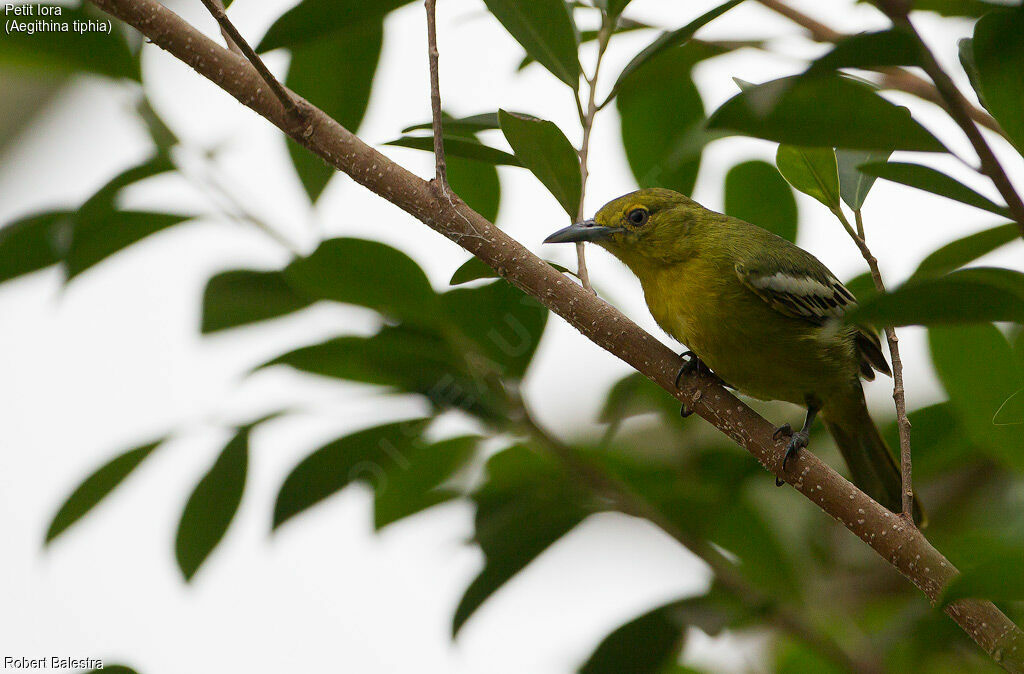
left=424, top=0, right=448, bottom=190
left=835, top=205, right=915, bottom=523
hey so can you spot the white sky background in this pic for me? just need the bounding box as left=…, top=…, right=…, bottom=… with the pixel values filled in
left=0, top=0, right=1022, bottom=672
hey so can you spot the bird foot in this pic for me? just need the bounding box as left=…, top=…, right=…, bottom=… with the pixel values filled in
left=774, top=424, right=810, bottom=486
left=674, top=351, right=712, bottom=388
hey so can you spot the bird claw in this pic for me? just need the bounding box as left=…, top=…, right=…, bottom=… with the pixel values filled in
left=674, top=351, right=712, bottom=388
left=680, top=403, right=694, bottom=418
left=774, top=425, right=810, bottom=486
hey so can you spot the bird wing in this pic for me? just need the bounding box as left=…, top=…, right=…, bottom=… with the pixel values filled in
left=734, top=261, right=855, bottom=324
left=734, top=261, right=891, bottom=380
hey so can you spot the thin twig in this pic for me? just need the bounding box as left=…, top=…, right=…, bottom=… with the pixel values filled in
left=836, top=206, right=914, bottom=522
left=424, top=0, right=448, bottom=189
left=197, top=0, right=302, bottom=124
left=753, top=0, right=1006, bottom=139
left=573, top=14, right=614, bottom=293
left=209, top=0, right=243, bottom=56
left=874, top=3, right=1024, bottom=237
left=517, top=405, right=876, bottom=674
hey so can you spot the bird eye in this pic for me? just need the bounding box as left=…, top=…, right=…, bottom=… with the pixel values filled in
left=627, top=208, right=649, bottom=226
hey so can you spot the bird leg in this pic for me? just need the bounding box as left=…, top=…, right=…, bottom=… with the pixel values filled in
left=774, top=402, right=819, bottom=486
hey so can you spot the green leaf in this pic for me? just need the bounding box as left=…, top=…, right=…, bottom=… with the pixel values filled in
left=45, top=439, right=164, bottom=544
left=617, top=43, right=706, bottom=197
left=994, top=388, right=1024, bottom=426
left=0, top=210, right=71, bottom=284
left=930, top=324, right=1024, bottom=468
left=881, top=403, right=973, bottom=478
left=858, top=161, right=1010, bottom=218
left=402, top=112, right=503, bottom=135
left=175, top=429, right=249, bottom=581
left=941, top=545, right=1024, bottom=604
left=852, top=267, right=1024, bottom=327
left=973, top=8, right=1024, bottom=154
left=580, top=601, right=686, bottom=674
left=286, top=22, right=382, bottom=200
left=808, top=28, right=920, bottom=72
left=284, top=238, right=438, bottom=325
left=608, top=0, right=746, bottom=100
left=707, top=75, right=945, bottom=152
left=385, top=135, right=522, bottom=166
left=499, top=110, right=581, bottom=217
left=65, top=211, right=191, bottom=281
left=957, top=39, right=989, bottom=113
left=447, top=144, right=502, bottom=223
left=272, top=419, right=429, bottom=529
left=453, top=446, right=592, bottom=635
left=442, top=279, right=549, bottom=380
left=78, top=153, right=177, bottom=223
left=0, top=4, right=139, bottom=81
left=599, top=372, right=680, bottom=425
left=257, top=0, right=413, bottom=52
left=910, top=222, right=1019, bottom=281
left=450, top=256, right=573, bottom=285
left=724, top=160, right=798, bottom=242
left=482, top=0, right=581, bottom=88
left=835, top=149, right=891, bottom=210
left=775, top=145, right=840, bottom=209
left=201, top=269, right=314, bottom=333
left=597, top=0, right=635, bottom=19
left=374, top=435, right=479, bottom=529
left=914, top=0, right=1012, bottom=18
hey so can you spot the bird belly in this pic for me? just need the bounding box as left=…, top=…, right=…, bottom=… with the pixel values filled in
left=642, top=264, right=858, bottom=406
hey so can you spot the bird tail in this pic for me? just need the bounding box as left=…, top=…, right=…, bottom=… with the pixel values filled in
left=823, top=393, right=926, bottom=526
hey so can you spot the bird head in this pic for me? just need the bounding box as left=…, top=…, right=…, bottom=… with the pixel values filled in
left=544, top=188, right=703, bottom=264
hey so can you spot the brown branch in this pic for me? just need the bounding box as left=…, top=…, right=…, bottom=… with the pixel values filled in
left=753, top=0, right=1007, bottom=139
left=85, top=1, right=1024, bottom=669
left=875, top=3, right=1024, bottom=236
left=842, top=208, right=915, bottom=522
left=424, top=0, right=448, bottom=189
left=208, top=0, right=243, bottom=56
left=197, top=0, right=303, bottom=126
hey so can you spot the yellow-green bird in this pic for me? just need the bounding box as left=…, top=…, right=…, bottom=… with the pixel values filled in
left=545, top=187, right=923, bottom=523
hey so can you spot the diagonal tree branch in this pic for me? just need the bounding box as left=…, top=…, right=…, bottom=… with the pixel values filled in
left=86, top=0, right=1024, bottom=669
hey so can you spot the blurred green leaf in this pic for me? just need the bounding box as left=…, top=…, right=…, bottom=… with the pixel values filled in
left=273, top=419, right=429, bottom=529
left=809, top=28, right=920, bottom=72
left=579, top=600, right=686, bottom=674
left=45, top=439, right=164, bottom=544
left=386, top=135, right=522, bottom=166
left=941, top=546, right=1024, bottom=604
left=201, top=269, right=314, bottom=333
left=176, top=429, right=249, bottom=581
left=600, top=372, right=680, bottom=425
left=402, top=112, right=503, bottom=135
left=994, top=388, right=1024, bottom=426
left=957, top=38, right=988, bottom=113
left=608, top=0, right=746, bottom=100
left=450, top=256, right=573, bottom=285
left=930, top=323, right=1024, bottom=469
left=78, top=153, right=176, bottom=222
left=453, top=445, right=592, bottom=635
left=257, top=0, right=413, bottom=51
left=882, top=403, right=972, bottom=478
left=843, top=271, right=877, bottom=305
left=858, top=162, right=1011, bottom=218
left=910, top=222, right=1019, bottom=281
left=286, top=22, right=382, bottom=200
left=66, top=211, right=191, bottom=281
left=519, top=21, right=655, bottom=71
left=447, top=141, right=502, bottom=223
left=442, top=279, right=549, bottom=380
left=374, top=435, right=479, bottom=529
left=835, top=149, right=891, bottom=211
left=284, top=238, right=438, bottom=325
left=973, top=8, right=1024, bottom=154
left=617, top=44, right=705, bottom=197
left=597, top=0, right=634, bottom=19
left=0, top=210, right=71, bottom=284
left=851, top=267, right=1024, bottom=327
left=724, top=159, right=798, bottom=242
left=86, top=667, right=139, bottom=674
left=0, top=4, right=139, bottom=81
left=775, top=639, right=846, bottom=674
left=707, top=75, right=945, bottom=151
left=483, top=0, right=581, bottom=88
left=499, top=110, right=581, bottom=217
left=914, top=0, right=1013, bottom=17
left=776, top=145, right=840, bottom=210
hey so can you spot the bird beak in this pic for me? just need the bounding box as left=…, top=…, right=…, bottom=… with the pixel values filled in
left=544, top=219, right=621, bottom=244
